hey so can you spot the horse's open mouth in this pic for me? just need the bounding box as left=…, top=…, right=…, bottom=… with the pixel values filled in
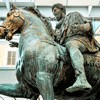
left=0, top=26, right=15, bottom=40
left=0, top=27, right=8, bottom=39
left=6, top=33, right=13, bottom=41
left=0, top=33, right=8, bottom=40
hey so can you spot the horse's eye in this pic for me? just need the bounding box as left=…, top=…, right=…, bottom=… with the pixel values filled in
left=7, top=12, right=12, bottom=17
left=7, top=13, right=10, bottom=17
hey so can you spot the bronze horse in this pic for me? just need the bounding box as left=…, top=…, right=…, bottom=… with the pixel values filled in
left=0, top=6, right=100, bottom=100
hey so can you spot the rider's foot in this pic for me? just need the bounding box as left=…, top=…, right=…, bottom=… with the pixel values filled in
left=66, top=75, right=92, bottom=93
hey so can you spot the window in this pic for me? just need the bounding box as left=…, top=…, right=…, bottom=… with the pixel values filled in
left=92, top=21, right=100, bottom=43
left=7, top=51, right=16, bottom=65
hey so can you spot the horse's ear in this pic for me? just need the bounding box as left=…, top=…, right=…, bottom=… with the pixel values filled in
left=10, top=3, right=17, bottom=10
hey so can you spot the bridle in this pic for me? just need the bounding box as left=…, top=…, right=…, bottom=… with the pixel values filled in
left=12, top=9, right=25, bottom=21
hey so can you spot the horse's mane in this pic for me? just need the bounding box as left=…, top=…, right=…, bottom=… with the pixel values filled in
left=24, top=7, right=54, bottom=37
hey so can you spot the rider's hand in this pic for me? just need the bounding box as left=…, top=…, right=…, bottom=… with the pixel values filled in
left=70, top=23, right=91, bottom=32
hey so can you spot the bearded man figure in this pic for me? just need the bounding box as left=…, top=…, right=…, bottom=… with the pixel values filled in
left=52, top=3, right=100, bottom=92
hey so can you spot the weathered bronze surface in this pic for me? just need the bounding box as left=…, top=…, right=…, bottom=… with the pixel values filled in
left=0, top=6, right=100, bottom=100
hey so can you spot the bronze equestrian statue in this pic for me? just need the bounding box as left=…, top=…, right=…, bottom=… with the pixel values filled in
left=0, top=5, right=100, bottom=100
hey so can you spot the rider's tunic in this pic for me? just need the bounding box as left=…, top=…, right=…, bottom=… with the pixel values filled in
left=55, top=12, right=99, bottom=53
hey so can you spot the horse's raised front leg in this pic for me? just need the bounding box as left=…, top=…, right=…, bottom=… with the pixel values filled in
left=0, top=83, right=24, bottom=97
left=0, top=83, right=38, bottom=99
left=36, top=72, right=54, bottom=100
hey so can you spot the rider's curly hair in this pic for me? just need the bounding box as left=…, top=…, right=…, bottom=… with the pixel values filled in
left=52, top=3, right=66, bottom=14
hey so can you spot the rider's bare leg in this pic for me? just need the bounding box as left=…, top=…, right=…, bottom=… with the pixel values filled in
left=65, top=40, right=92, bottom=92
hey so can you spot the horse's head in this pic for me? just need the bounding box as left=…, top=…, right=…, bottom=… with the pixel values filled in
left=0, top=5, right=54, bottom=41
left=0, top=5, right=24, bottom=40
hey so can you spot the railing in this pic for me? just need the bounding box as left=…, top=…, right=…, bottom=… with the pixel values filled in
left=0, top=95, right=42, bottom=100
left=0, top=95, right=29, bottom=100
left=0, top=96, right=4, bottom=100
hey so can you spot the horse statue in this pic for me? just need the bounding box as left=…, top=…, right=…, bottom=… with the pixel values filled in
left=0, top=6, right=100, bottom=100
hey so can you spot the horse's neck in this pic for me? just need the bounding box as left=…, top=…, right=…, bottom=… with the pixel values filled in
left=20, top=14, right=51, bottom=39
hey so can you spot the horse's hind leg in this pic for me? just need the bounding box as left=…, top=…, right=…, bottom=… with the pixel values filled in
left=36, top=72, right=54, bottom=100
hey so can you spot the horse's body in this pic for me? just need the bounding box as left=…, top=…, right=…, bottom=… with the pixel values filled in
left=0, top=7, right=100, bottom=100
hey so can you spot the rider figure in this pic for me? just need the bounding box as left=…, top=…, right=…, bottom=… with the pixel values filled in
left=52, top=3, right=99, bottom=92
